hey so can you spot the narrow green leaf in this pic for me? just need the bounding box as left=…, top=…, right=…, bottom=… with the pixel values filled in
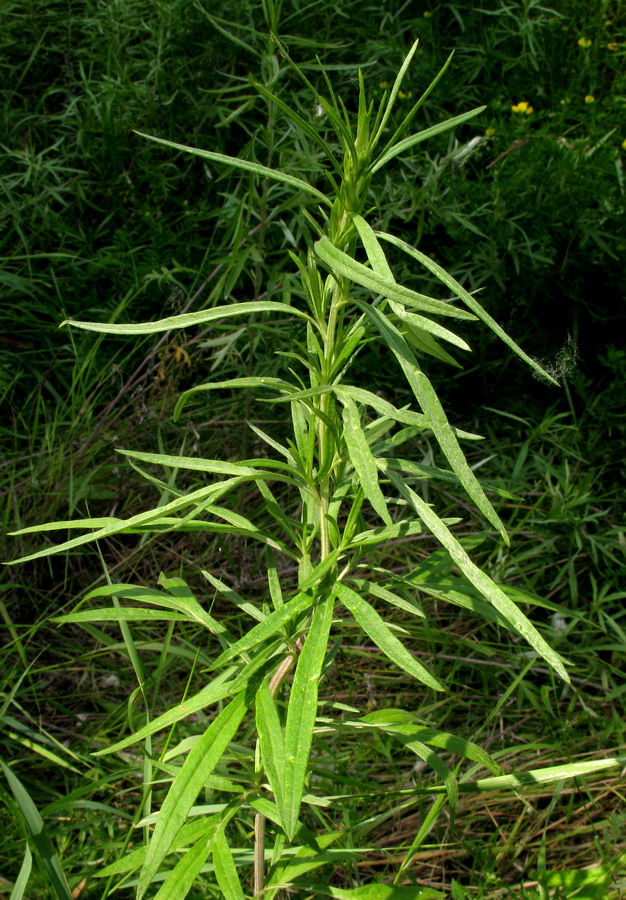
left=355, top=301, right=507, bottom=541
left=175, top=375, right=294, bottom=419
left=341, top=396, right=392, bottom=526
left=335, top=386, right=482, bottom=440
left=376, top=231, right=558, bottom=384
left=352, top=215, right=469, bottom=352
left=62, top=300, right=309, bottom=335
left=95, top=816, right=220, bottom=878
left=9, top=476, right=247, bottom=564
left=335, top=584, right=443, bottom=691
left=0, top=760, right=72, bottom=900
left=53, top=608, right=187, bottom=624
left=9, top=843, right=32, bottom=900
left=394, top=307, right=470, bottom=351
left=346, top=520, right=426, bottom=549
left=352, top=579, right=425, bottom=618
left=152, top=834, right=214, bottom=900
left=402, top=322, right=462, bottom=367
left=252, top=82, right=342, bottom=176
left=137, top=694, right=246, bottom=898
left=117, top=451, right=262, bottom=478
left=136, top=131, right=332, bottom=206
left=201, top=569, right=266, bottom=623
left=211, top=591, right=312, bottom=669
left=255, top=679, right=286, bottom=819
left=328, top=885, right=444, bottom=899
left=459, top=756, right=624, bottom=793
left=283, top=593, right=334, bottom=838
left=370, top=39, right=420, bottom=150
left=212, top=830, right=245, bottom=900
left=266, top=831, right=344, bottom=888
left=378, top=52, right=455, bottom=160
left=372, top=107, right=486, bottom=173
left=386, top=472, right=570, bottom=682
left=315, top=237, right=475, bottom=320
left=358, top=713, right=501, bottom=775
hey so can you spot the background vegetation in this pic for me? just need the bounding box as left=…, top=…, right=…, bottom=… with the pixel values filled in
left=1, top=0, right=625, bottom=896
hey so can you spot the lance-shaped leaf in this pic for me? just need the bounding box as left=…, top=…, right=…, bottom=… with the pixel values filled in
left=386, top=471, right=569, bottom=683
left=136, top=694, right=246, bottom=898
left=371, top=107, right=486, bottom=174
left=8, top=475, right=247, bottom=564
left=357, top=710, right=501, bottom=774
left=459, top=756, right=625, bottom=794
left=315, top=236, right=475, bottom=321
left=354, top=300, right=507, bottom=543
left=335, top=386, right=482, bottom=440
left=283, top=593, right=334, bottom=838
left=335, top=583, right=443, bottom=691
left=152, top=834, right=215, bottom=900
left=341, top=395, right=392, bottom=526
left=352, top=214, right=470, bottom=354
left=255, top=678, right=286, bottom=819
left=326, top=885, right=444, bottom=899
left=211, top=591, right=313, bottom=669
left=212, top=829, right=246, bottom=900
left=136, top=131, right=332, bottom=206
left=376, top=231, right=558, bottom=384
left=62, top=300, right=310, bottom=335
left=53, top=608, right=188, bottom=625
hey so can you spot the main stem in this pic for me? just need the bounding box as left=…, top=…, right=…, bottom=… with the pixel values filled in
left=252, top=167, right=362, bottom=898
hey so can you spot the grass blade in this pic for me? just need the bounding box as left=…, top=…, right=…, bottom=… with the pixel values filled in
left=9, top=843, right=32, bottom=900
left=0, top=760, right=72, bottom=900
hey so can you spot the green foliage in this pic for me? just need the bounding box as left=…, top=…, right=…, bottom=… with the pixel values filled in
left=2, top=1, right=625, bottom=897
left=8, top=37, right=625, bottom=899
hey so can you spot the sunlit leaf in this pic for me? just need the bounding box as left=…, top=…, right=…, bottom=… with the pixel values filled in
left=283, top=593, right=334, bottom=838
left=137, top=694, right=246, bottom=898
left=335, top=584, right=443, bottom=691
left=136, top=131, right=333, bottom=206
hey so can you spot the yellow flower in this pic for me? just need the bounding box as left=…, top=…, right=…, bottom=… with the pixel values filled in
left=585, top=95, right=595, bottom=103
left=578, top=37, right=592, bottom=48
left=607, top=43, right=620, bottom=51
left=398, top=90, right=413, bottom=99
left=423, top=10, right=432, bottom=16
left=512, top=101, right=533, bottom=114
left=622, top=138, right=626, bottom=150
left=485, top=127, right=496, bottom=136
left=379, top=81, right=389, bottom=88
